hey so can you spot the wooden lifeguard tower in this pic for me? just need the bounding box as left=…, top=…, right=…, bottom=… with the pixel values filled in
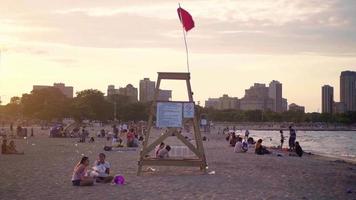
left=137, top=72, right=207, bottom=175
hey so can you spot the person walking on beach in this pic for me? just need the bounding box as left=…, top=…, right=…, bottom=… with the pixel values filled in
left=280, top=130, right=285, bottom=149
left=289, top=126, right=296, bottom=151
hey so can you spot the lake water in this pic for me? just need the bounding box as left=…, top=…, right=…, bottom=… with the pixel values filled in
left=247, top=130, right=356, bottom=162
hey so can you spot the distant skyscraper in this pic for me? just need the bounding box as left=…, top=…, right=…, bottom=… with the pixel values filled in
left=107, top=84, right=138, bottom=103
left=107, top=85, right=117, bottom=96
left=119, top=84, right=138, bottom=102
left=268, top=80, right=282, bottom=112
left=139, top=78, right=155, bottom=102
left=33, top=83, right=73, bottom=98
left=322, top=85, right=334, bottom=113
left=204, top=95, right=239, bottom=110
left=333, top=102, right=346, bottom=114
left=340, top=71, right=356, bottom=111
left=282, top=98, right=288, bottom=112
left=205, top=98, right=219, bottom=109
left=240, top=83, right=274, bottom=111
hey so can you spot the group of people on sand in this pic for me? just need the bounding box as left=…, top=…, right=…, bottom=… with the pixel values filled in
left=1, top=138, right=24, bottom=155
left=229, top=126, right=304, bottom=157
left=71, top=153, right=114, bottom=186
left=155, top=142, right=171, bottom=158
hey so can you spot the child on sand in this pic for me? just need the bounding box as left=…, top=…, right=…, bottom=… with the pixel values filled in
left=280, top=130, right=285, bottom=149
left=71, top=156, right=94, bottom=186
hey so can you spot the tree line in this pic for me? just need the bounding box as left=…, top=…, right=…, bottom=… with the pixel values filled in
left=0, top=88, right=149, bottom=123
left=199, top=107, right=356, bottom=124
left=0, top=88, right=355, bottom=124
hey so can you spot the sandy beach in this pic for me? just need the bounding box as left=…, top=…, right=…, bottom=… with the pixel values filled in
left=1, top=127, right=356, bottom=200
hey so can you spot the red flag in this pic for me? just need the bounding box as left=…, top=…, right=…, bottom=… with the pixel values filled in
left=177, top=7, right=195, bottom=32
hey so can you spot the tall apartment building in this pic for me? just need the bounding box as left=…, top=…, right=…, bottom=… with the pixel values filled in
left=240, top=83, right=274, bottom=111
left=268, top=80, right=282, bottom=112
left=205, top=95, right=239, bottom=110
left=33, top=83, right=73, bottom=98
left=321, top=85, right=334, bottom=113
left=340, top=71, right=356, bottom=111
left=107, top=84, right=138, bottom=103
left=139, top=78, right=155, bottom=102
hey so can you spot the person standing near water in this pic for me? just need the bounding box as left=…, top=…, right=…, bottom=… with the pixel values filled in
left=289, top=126, right=296, bottom=151
left=280, top=130, right=285, bottom=149
left=245, top=129, right=250, bottom=139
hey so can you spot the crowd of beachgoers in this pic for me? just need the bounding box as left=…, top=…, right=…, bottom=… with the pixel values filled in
left=0, top=121, right=355, bottom=199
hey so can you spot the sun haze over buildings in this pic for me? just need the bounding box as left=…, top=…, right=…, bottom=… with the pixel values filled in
left=0, top=0, right=356, bottom=112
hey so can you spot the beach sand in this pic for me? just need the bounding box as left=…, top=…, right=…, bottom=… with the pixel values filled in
left=0, top=128, right=355, bottom=200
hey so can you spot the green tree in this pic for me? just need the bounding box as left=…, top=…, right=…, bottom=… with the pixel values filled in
left=71, top=89, right=112, bottom=121
left=21, top=88, right=69, bottom=121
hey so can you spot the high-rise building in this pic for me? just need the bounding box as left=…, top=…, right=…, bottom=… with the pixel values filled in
left=119, top=84, right=138, bottom=102
left=33, top=83, right=73, bottom=98
left=240, top=83, right=274, bottom=111
left=333, top=102, right=346, bottom=114
left=282, top=98, right=288, bottom=112
left=322, top=85, right=334, bottom=113
left=107, top=85, right=117, bottom=96
left=107, top=84, right=138, bottom=103
left=340, top=71, right=356, bottom=111
left=268, top=80, right=282, bottom=112
left=139, top=78, right=155, bottom=102
left=205, top=98, right=219, bottom=109
left=205, top=95, right=239, bottom=110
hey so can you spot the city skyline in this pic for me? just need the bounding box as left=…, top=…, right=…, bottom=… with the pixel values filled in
left=1, top=1, right=356, bottom=112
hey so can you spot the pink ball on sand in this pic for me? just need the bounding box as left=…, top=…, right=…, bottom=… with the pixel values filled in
left=113, top=175, right=125, bottom=185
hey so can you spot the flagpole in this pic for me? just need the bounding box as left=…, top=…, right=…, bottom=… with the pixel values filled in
left=178, top=3, right=190, bottom=73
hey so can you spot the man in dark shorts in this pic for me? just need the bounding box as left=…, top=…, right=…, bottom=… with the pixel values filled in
left=289, top=126, right=296, bottom=151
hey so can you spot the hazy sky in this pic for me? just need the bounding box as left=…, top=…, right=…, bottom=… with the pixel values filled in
left=0, top=0, right=355, bottom=112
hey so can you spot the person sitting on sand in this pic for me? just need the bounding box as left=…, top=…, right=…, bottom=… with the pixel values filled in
left=6, top=140, right=24, bottom=154
left=234, top=137, right=247, bottom=153
left=295, top=142, right=303, bottom=157
left=155, top=142, right=165, bottom=158
left=255, top=139, right=270, bottom=155
left=229, top=133, right=238, bottom=147
left=158, top=145, right=171, bottom=159
left=71, top=156, right=94, bottom=186
left=126, top=128, right=135, bottom=147
left=93, top=153, right=113, bottom=183
left=1, top=138, right=8, bottom=154
left=247, top=137, right=255, bottom=145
